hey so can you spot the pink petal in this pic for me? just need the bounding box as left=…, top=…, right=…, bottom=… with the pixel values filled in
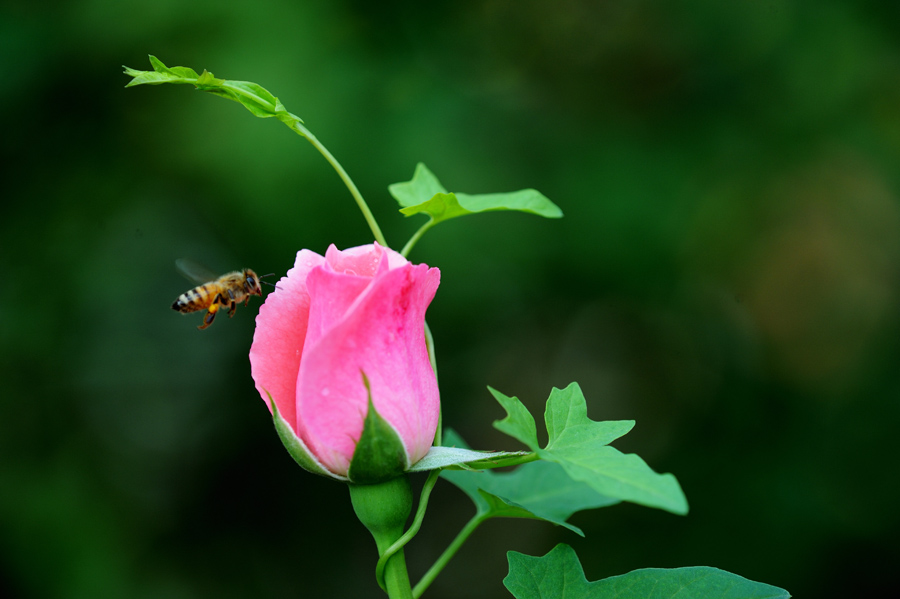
left=297, top=262, right=441, bottom=475
left=323, top=243, right=403, bottom=277
left=249, top=250, right=326, bottom=431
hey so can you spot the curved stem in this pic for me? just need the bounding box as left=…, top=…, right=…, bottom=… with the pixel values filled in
left=400, top=219, right=435, bottom=258
left=376, top=470, right=441, bottom=589
left=412, top=513, right=488, bottom=599
left=301, top=127, right=389, bottom=248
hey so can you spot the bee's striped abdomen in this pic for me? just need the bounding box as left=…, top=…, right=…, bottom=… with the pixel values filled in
left=172, top=284, right=220, bottom=313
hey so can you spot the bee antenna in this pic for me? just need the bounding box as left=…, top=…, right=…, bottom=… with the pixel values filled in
left=258, top=273, right=278, bottom=288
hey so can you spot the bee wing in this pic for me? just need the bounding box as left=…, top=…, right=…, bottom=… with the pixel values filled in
left=175, top=258, right=218, bottom=284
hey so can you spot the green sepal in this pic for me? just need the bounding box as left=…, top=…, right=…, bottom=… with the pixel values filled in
left=268, top=392, right=345, bottom=481
left=491, top=383, right=689, bottom=515
left=347, top=376, right=408, bottom=484
left=504, top=544, right=791, bottom=599
left=389, top=163, right=562, bottom=225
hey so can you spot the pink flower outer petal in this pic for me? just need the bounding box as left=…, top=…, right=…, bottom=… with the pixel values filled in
left=323, top=242, right=407, bottom=278
left=304, top=245, right=409, bottom=348
left=297, top=261, right=441, bottom=476
left=270, top=394, right=348, bottom=481
left=249, top=249, right=326, bottom=431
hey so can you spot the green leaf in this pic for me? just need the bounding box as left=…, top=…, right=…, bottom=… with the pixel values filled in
left=541, top=445, right=687, bottom=515
left=388, top=163, right=448, bottom=207
left=389, top=163, right=562, bottom=225
left=407, top=445, right=531, bottom=472
left=123, top=55, right=306, bottom=134
left=123, top=55, right=199, bottom=87
left=491, top=384, right=689, bottom=515
left=504, top=544, right=791, bottom=599
left=490, top=387, right=540, bottom=449
left=455, top=190, right=563, bottom=218
left=149, top=55, right=200, bottom=80
left=545, top=382, right=635, bottom=449
left=440, top=431, right=618, bottom=536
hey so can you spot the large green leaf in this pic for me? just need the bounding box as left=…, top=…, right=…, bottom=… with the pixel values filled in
left=388, top=163, right=448, bottom=207
left=440, top=431, right=618, bottom=536
left=491, top=383, right=688, bottom=515
left=544, top=383, right=635, bottom=449
left=504, top=544, right=791, bottom=599
left=490, top=386, right=540, bottom=448
left=389, top=163, right=562, bottom=225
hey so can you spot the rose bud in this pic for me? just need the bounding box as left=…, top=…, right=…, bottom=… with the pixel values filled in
left=249, top=243, right=440, bottom=483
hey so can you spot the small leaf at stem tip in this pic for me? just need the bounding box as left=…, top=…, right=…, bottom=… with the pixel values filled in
left=195, top=70, right=225, bottom=88
left=122, top=56, right=305, bottom=126
left=504, top=544, right=791, bottom=599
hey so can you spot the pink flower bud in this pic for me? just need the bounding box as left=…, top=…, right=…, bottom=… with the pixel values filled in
left=249, top=243, right=441, bottom=480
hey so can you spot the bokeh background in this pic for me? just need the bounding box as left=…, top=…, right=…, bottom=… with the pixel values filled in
left=3, top=0, right=899, bottom=597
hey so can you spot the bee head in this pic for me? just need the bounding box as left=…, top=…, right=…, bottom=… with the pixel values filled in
left=244, top=269, right=263, bottom=296
left=245, top=270, right=278, bottom=296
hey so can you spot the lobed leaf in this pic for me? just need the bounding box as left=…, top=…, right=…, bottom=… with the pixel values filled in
left=541, top=445, right=687, bottom=515
left=440, top=431, right=618, bottom=535
left=544, top=382, right=635, bottom=450
left=492, top=384, right=689, bottom=515
left=504, top=544, right=791, bottom=599
left=490, top=387, right=540, bottom=449
left=388, top=163, right=448, bottom=207
left=389, top=163, right=562, bottom=225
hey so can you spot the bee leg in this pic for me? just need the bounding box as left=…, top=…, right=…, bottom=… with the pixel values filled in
left=226, top=289, right=238, bottom=317
left=198, top=303, right=220, bottom=330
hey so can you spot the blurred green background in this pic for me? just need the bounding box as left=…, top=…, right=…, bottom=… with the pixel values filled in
left=3, top=0, right=899, bottom=597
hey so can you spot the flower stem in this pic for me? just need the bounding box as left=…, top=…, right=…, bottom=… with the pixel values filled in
left=349, top=477, right=415, bottom=599
left=375, top=470, right=441, bottom=589
left=299, top=125, right=389, bottom=248
left=382, top=552, right=414, bottom=599
left=412, top=513, right=488, bottom=598
left=400, top=219, right=435, bottom=258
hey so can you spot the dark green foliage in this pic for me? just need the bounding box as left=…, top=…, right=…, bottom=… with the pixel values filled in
left=504, top=544, right=790, bottom=599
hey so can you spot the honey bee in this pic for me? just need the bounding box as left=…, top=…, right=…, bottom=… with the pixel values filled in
left=172, top=259, right=266, bottom=330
